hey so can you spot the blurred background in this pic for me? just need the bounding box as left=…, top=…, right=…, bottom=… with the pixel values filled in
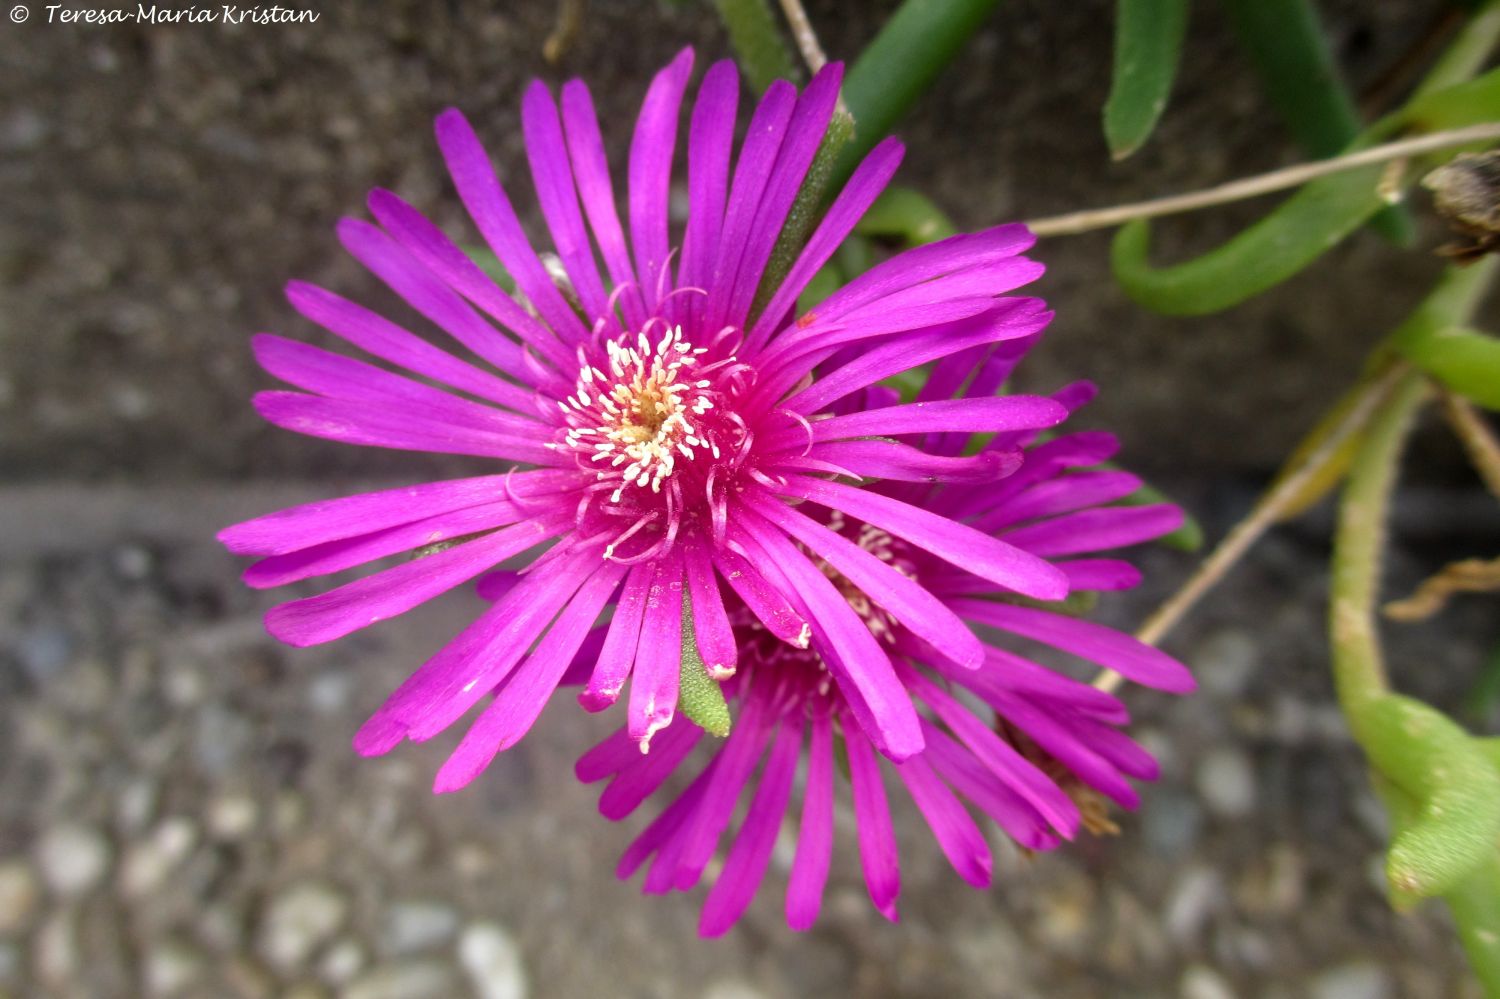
left=2, top=1, right=1497, bottom=996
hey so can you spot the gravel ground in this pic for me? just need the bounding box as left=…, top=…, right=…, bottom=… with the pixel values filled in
left=0, top=480, right=1494, bottom=998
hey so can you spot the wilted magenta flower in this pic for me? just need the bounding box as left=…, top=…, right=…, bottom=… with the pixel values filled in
left=577, top=351, right=1195, bottom=935
left=219, top=50, right=1066, bottom=791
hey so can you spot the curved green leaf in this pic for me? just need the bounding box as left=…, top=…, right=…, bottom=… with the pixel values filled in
left=1400, top=326, right=1500, bottom=410
left=1103, top=0, right=1189, bottom=160
left=1391, top=259, right=1500, bottom=410
left=1110, top=162, right=1387, bottom=315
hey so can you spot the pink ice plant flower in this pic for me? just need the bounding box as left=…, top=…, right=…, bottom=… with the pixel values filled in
left=218, top=50, right=1069, bottom=791
left=577, top=337, right=1196, bottom=936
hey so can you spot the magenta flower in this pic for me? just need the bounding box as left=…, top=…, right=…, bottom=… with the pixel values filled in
left=577, top=352, right=1196, bottom=936
left=218, top=50, right=1066, bottom=791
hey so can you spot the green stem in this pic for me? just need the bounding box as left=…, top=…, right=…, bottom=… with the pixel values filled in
left=835, top=0, right=1005, bottom=184
left=1329, top=369, right=1427, bottom=721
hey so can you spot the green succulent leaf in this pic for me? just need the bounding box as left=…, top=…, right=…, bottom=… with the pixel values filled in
left=1356, top=694, right=1500, bottom=906
left=679, top=593, right=731, bottom=738
left=854, top=186, right=958, bottom=245
left=836, top=0, right=1005, bottom=186
left=711, top=0, right=800, bottom=93
left=1102, top=0, right=1189, bottom=160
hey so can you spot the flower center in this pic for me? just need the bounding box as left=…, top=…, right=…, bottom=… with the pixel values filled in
left=558, top=325, right=723, bottom=502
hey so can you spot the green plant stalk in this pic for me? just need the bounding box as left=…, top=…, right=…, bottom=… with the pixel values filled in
left=1220, top=0, right=1411, bottom=241
left=712, top=0, right=801, bottom=92
left=1415, top=0, right=1500, bottom=98
left=1391, top=258, right=1500, bottom=410
left=1328, top=369, right=1425, bottom=716
left=835, top=0, right=1005, bottom=185
left=1103, top=0, right=1190, bottom=159
left=679, top=591, right=731, bottom=737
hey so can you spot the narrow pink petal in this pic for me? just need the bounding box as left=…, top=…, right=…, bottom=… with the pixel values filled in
left=683, top=539, right=737, bottom=677
left=1056, top=559, right=1143, bottom=591
left=775, top=474, right=1070, bottom=601
left=922, top=721, right=1059, bottom=851
left=619, top=759, right=716, bottom=881
left=811, top=224, right=1036, bottom=324
left=741, top=490, right=985, bottom=671
left=721, top=62, right=843, bottom=328
left=975, top=470, right=1144, bottom=533
left=801, top=440, right=1021, bottom=484
left=580, top=562, right=655, bottom=711
left=895, top=752, right=992, bottom=887
left=780, top=299, right=1051, bottom=414
left=787, top=713, right=834, bottom=931
left=990, top=691, right=1139, bottom=809
left=560, top=80, right=647, bottom=330
left=953, top=600, right=1196, bottom=694
left=434, top=559, right=626, bottom=792
left=802, top=395, right=1066, bottom=443
left=243, top=498, right=524, bottom=590
left=252, top=391, right=557, bottom=465
left=628, top=47, right=694, bottom=313
left=251, top=334, right=544, bottom=436
left=353, top=546, right=597, bottom=754
left=704, top=80, right=797, bottom=332
left=1000, top=504, right=1184, bottom=558
left=335, top=218, right=534, bottom=381
left=265, top=517, right=564, bottom=647
left=846, top=725, right=900, bottom=921
left=599, top=720, right=704, bottom=820
left=679, top=60, right=740, bottom=324
left=218, top=469, right=573, bottom=557
left=729, top=512, right=924, bottom=761
left=366, top=190, right=575, bottom=376
left=670, top=687, right=777, bottom=891
left=700, top=721, right=802, bottom=937
left=521, top=80, right=612, bottom=323
left=710, top=544, right=809, bottom=648
left=434, top=108, right=589, bottom=343
left=627, top=551, right=685, bottom=747
left=284, top=279, right=540, bottom=409
left=746, top=136, right=904, bottom=354
left=900, top=664, right=1080, bottom=837
left=576, top=726, right=637, bottom=784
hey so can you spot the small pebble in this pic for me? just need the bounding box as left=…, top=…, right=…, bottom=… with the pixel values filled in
left=119, top=817, right=198, bottom=897
left=258, top=881, right=349, bottom=973
left=35, top=823, right=111, bottom=897
left=1180, top=964, right=1236, bottom=999
left=206, top=792, right=259, bottom=841
left=1195, top=629, right=1257, bottom=700
left=318, top=938, right=366, bottom=985
left=143, top=938, right=203, bottom=998
left=1308, top=962, right=1394, bottom=999
left=1165, top=865, right=1224, bottom=947
left=459, top=922, right=527, bottom=999
left=1195, top=748, right=1257, bottom=819
left=379, top=900, right=460, bottom=956
left=344, top=961, right=459, bottom=999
